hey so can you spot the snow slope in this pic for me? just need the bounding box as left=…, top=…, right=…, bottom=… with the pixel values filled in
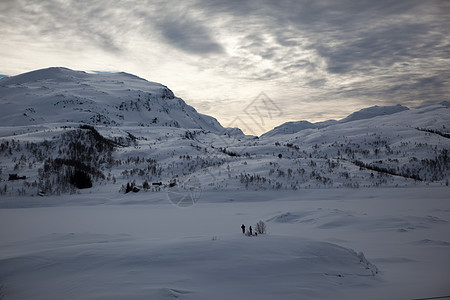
left=0, top=67, right=225, bottom=132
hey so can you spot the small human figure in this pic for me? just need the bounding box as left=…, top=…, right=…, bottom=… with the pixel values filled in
left=241, top=224, right=245, bottom=234
left=249, top=226, right=253, bottom=236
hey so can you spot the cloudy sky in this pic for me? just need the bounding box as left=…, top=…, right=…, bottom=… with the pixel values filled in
left=1, top=0, right=449, bottom=134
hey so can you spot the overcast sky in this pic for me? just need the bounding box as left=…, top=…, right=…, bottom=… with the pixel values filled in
left=1, top=0, right=449, bottom=134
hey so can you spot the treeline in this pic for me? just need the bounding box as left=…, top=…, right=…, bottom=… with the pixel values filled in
left=353, top=148, right=448, bottom=182
left=353, top=160, right=422, bottom=181
left=417, top=127, right=450, bottom=139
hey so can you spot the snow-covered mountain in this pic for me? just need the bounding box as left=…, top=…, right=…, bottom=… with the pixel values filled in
left=0, top=67, right=225, bottom=132
left=340, top=104, right=409, bottom=123
left=261, top=104, right=409, bottom=138
left=0, top=68, right=448, bottom=197
left=260, top=121, right=319, bottom=138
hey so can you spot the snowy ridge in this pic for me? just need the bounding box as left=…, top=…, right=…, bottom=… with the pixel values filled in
left=340, top=104, right=409, bottom=123
left=261, top=120, right=319, bottom=137
left=261, top=104, right=409, bottom=138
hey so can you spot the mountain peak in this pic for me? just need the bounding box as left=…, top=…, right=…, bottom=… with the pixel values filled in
left=0, top=67, right=224, bottom=132
left=0, top=67, right=88, bottom=86
left=340, top=104, right=409, bottom=123
left=261, top=120, right=317, bottom=138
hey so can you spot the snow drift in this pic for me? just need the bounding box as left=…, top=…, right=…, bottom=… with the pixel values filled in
left=0, top=233, right=378, bottom=300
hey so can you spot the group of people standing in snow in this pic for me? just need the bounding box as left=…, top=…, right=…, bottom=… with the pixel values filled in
left=241, top=224, right=257, bottom=236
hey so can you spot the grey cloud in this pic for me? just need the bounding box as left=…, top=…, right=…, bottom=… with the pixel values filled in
left=195, top=1, right=449, bottom=59
left=155, top=17, right=223, bottom=55
left=313, top=21, right=448, bottom=74
left=250, top=69, right=281, bottom=81
left=305, top=78, right=327, bottom=88
left=282, top=60, right=316, bottom=72
left=0, top=0, right=124, bottom=53
left=191, top=0, right=449, bottom=106
left=387, top=74, right=450, bottom=102
left=414, top=76, right=446, bottom=89
left=1, top=0, right=225, bottom=56
left=273, top=1, right=449, bottom=75
left=318, top=71, right=450, bottom=110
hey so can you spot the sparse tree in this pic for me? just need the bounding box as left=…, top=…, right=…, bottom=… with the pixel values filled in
left=143, top=180, right=150, bottom=191
left=255, top=220, right=267, bottom=234
left=70, top=170, right=92, bottom=189
left=125, top=182, right=132, bottom=193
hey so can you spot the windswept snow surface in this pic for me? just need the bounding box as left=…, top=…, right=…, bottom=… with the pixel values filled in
left=0, top=187, right=449, bottom=300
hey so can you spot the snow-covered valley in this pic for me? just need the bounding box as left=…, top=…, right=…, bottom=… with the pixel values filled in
left=0, top=67, right=449, bottom=299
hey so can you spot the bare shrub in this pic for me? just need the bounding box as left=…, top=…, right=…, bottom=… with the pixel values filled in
left=255, top=220, right=267, bottom=234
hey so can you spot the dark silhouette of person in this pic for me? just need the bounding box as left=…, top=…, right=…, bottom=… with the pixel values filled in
left=249, top=226, right=253, bottom=236
left=241, top=224, right=245, bottom=234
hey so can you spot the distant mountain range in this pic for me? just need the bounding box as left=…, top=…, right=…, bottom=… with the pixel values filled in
left=261, top=104, right=409, bottom=138
left=0, top=67, right=448, bottom=197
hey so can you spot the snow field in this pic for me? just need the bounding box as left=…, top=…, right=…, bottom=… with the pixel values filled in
left=0, top=187, right=449, bottom=299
